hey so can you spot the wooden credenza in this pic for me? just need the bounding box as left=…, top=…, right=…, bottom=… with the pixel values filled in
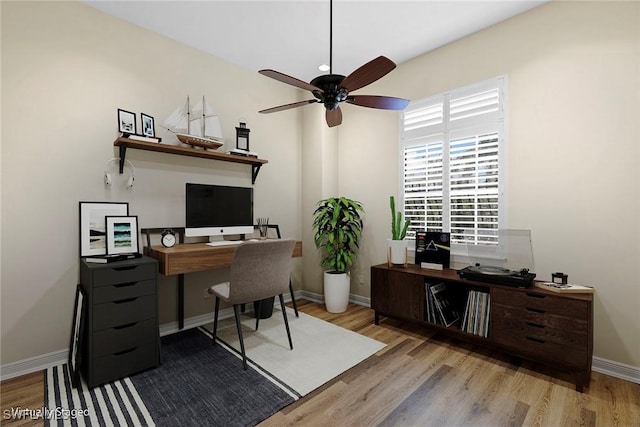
left=371, top=264, right=593, bottom=392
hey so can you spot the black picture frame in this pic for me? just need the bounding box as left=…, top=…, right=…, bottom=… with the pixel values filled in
left=117, top=108, right=137, bottom=134
left=106, top=215, right=139, bottom=255
left=79, top=201, right=129, bottom=257
left=141, top=113, right=155, bottom=137
left=68, top=284, right=86, bottom=388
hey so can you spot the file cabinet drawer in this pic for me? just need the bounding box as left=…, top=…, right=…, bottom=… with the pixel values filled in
left=92, top=263, right=156, bottom=287
left=93, top=318, right=157, bottom=357
left=91, top=342, right=158, bottom=387
left=93, top=294, right=156, bottom=330
left=93, top=279, right=156, bottom=304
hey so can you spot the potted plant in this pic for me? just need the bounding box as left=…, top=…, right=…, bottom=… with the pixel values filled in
left=313, top=197, right=364, bottom=313
left=388, top=196, right=410, bottom=265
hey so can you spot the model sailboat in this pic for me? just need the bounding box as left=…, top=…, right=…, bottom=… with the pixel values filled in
left=163, top=96, right=224, bottom=149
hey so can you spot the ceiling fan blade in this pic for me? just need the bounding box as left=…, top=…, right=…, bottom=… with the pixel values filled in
left=347, top=95, right=410, bottom=110
left=259, top=99, right=318, bottom=114
left=259, top=69, right=322, bottom=93
left=326, top=107, right=342, bottom=127
left=339, top=56, right=397, bottom=93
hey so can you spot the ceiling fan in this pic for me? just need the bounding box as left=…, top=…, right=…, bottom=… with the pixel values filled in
left=258, top=0, right=410, bottom=127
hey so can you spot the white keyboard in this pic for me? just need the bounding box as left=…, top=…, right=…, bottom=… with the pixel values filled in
left=206, top=240, right=244, bottom=247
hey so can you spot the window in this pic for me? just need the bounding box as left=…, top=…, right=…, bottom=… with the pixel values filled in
left=400, top=77, right=506, bottom=247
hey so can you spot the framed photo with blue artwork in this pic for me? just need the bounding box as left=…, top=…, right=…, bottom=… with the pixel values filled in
left=105, top=215, right=139, bottom=255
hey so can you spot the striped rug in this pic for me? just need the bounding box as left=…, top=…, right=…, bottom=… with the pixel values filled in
left=46, top=364, right=154, bottom=426
left=45, top=308, right=385, bottom=426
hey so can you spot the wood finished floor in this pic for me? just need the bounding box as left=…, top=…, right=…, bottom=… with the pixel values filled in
left=2, top=300, right=639, bottom=426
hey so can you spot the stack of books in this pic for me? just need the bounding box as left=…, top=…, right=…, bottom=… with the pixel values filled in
left=535, top=282, right=594, bottom=293
left=84, top=253, right=141, bottom=264
left=122, top=133, right=161, bottom=143
left=227, top=148, right=258, bottom=158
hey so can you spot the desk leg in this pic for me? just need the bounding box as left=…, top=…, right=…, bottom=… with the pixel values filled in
left=178, top=274, right=185, bottom=330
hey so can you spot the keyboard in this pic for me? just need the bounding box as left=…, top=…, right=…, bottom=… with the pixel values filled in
left=206, top=240, right=244, bottom=247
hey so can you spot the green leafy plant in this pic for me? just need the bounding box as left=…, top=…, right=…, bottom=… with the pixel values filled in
left=390, top=195, right=410, bottom=240
left=313, top=197, right=364, bottom=274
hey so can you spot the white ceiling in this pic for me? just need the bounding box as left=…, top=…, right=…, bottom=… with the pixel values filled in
left=85, top=0, right=546, bottom=83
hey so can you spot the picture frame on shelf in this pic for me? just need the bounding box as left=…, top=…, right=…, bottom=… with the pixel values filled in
left=106, top=215, right=139, bottom=255
left=68, top=284, right=86, bottom=388
left=117, top=108, right=136, bottom=134
left=79, top=202, right=129, bottom=257
left=141, top=113, right=155, bottom=137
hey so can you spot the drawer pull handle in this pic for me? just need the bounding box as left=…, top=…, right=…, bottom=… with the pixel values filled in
left=114, top=266, right=137, bottom=271
left=113, top=347, right=137, bottom=356
left=526, top=336, right=545, bottom=344
left=526, top=307, right=545, bottom=314
left=526, top=293, right=545, bottom=299
left=526, top=322, right=545, bottom=328
left=113, top=297, right=137, bottom=304
left=113, top=322, right=138, bottom=330
left=113, top=282, right=136, bottom=288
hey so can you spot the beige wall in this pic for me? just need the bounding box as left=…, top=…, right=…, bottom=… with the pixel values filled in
left=2, top=0, right=639, bottom=373
left=0, top=1, right=302, bottom=365
left=337, top=1, right=640, bottom=367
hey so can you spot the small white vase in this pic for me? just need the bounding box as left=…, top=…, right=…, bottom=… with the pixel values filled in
left=323, top=271, right=350, bottom=313
left=387, top=239, right=408, bottom=265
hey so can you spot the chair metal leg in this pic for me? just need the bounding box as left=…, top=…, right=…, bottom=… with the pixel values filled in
left=233, top=305, right=248, bottom=370
left=289, top=280, right=299, bottom=317
left=212, top=297, right=220, bottom=345
left=279, top=294, right=293, bottom=350
left=255, top=299, right=262, bottom=330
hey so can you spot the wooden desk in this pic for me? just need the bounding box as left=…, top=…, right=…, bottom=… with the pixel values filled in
left=146, top=240, right=302, bottom=328
left=148, top=241, right=302, bottom=276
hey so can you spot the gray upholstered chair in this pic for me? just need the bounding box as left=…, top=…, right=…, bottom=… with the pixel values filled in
left=208, top=239, right=296, bottom=369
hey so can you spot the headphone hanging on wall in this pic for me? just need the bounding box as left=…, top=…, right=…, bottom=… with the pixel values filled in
left=104, top=158, right=135, bottom=187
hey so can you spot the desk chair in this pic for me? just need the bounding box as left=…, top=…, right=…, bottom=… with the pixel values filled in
left=208, top=239, right=296, bottom=370
left=257, top=224, right=299, bottom=317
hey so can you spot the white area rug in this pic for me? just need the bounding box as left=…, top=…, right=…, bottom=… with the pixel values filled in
left=206, top=306, right=386, bottom=396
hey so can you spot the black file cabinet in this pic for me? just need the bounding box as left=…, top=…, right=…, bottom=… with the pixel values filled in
left=80, top=256, right=160, bottom=388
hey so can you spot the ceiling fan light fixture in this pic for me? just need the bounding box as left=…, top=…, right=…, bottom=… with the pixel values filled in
left=258, top=0, right=409, bottom=127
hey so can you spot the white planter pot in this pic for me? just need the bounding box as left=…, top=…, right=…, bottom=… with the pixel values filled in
left=323, top=271, right=350, bottom=313
left=387, top=239, right=408, bottom=265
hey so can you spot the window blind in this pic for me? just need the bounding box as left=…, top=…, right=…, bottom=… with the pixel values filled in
left=400, top=77, right=505, bottom=246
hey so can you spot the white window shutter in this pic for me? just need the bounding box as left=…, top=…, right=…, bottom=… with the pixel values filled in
left=400, top=77, right=505, bottom=247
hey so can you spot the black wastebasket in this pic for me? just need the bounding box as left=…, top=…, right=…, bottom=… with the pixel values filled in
left=253, top=296, right=275, bottom=319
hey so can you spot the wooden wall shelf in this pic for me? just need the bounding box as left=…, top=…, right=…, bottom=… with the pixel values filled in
left=114, top=137, right=268, bottom=183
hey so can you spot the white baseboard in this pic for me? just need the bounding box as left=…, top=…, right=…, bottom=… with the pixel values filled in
left=2, top=292, right=638, bottom=386
left=592, top=356, right=640, bottom=384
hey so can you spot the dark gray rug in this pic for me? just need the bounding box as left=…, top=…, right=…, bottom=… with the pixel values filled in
left=45, top=328, right=296, bottom=426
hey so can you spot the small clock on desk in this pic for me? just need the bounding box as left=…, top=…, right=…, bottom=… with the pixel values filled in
left=161, top=229, right=177, bottom=248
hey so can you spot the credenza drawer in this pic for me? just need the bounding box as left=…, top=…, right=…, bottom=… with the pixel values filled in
left=492, top=327, right=588, bottom=367
left=92, top=263, right=156, bottom=287
left=492, top=305, right=588, bottom=347
left=91, top=342, right=157, bottom=386
left=492, top=287, right=589, bottom=318
left=93, top=279, right=156, bottom=304
left=492, top=304, right=589, bottom=335
left=93, top=294, right=156, bottom=330
left=93, top=318, right=157, bottom=357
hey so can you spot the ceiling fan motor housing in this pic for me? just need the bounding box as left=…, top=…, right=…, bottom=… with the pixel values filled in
left=311, top=74, right=348, bottom=110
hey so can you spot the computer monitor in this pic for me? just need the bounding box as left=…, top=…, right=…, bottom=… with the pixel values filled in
left=185, top=183, right=254, bottom=239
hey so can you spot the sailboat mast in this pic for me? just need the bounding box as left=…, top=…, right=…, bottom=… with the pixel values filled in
left=201, top=96, right=206, bottom=137
left=186, top=95, right=191, bottom=135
